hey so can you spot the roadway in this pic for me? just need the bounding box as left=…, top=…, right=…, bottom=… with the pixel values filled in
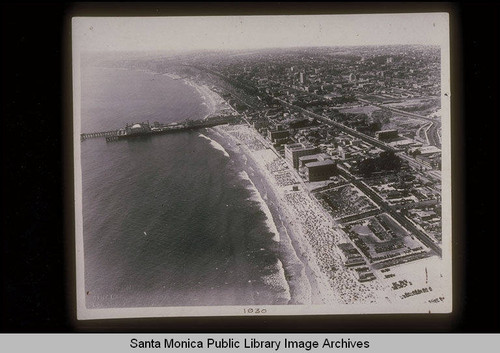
left=277, top=97, right=442, bottom=183
left=196, top=66, right=444, bottom=150
left=398, top=153, right=441, bottom=183
left=427, top=121, right=442, bottom=147
left=335, top=208, right=382, bottom=224
left=275, top=97, right=397, bottom=153
left=191, top=67, right=442, bottom=186
left=233, top=78, right=442, bottom=257
left=337, top=167, right=442, bottom=257
left=356, top=97, right=438, bottom=122
left=194, top=65, right=442, bottom=153
left=357, top=97, right=442, bottom=148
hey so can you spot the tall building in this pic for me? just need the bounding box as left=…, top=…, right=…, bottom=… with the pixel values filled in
left=305, top=159, right=337, bottom=182
left=298, top=153, right=332, bottom=168
left=299, top=72, right=304, bottom=84
left=284, top=143, right=317, bottom=169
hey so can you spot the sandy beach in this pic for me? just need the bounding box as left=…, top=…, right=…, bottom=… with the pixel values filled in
left=209, top=124, right=383, bottom=306
left=207, top=125, right=321, bottom=305
left=204, top=123, right=450, bottom=311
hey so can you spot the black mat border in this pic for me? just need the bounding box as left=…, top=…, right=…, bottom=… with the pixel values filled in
left=1, top=1, right=498, bottom=333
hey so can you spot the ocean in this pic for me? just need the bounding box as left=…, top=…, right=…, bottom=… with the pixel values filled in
left=80, top=66, right=292, bottom=308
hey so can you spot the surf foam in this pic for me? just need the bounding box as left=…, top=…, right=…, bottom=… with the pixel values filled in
left=238, top=171, right=280, bottom=242
left=259, top=259, right=292, bottom=303
left=198, top=134, right=230, bottom=158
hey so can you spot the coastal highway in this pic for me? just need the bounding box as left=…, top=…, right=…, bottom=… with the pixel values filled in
left=337, top=167, right=442, bottom=257
left=277, top=97, right=442, bottom=182
left=193, top=65, right=440, bottom=154
left=191, top=65, right=395, bottom=153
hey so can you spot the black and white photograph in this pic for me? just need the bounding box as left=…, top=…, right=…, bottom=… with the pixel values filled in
left=73, top=13, right=452, bottom=320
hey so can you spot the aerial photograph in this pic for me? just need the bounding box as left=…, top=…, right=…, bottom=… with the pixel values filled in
left=73, top=13, right=452, bottom=319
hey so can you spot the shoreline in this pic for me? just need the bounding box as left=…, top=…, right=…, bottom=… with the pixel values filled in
left=182, top=78, right=234, bottom=120
left=82, top=65, right=450, bottom=312
left=207, top=125, right=336, bottom=305
left=203, top=124, right=449, bottom=309
left=208, top=124, right=396, bottom=307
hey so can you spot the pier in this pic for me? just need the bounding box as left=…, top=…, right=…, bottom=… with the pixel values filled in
left=80, top=130, right=118, bottom=141
left=80, top=115, right=239, bottom=142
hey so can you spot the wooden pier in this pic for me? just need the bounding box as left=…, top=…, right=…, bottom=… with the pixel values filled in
left=81, top=130, right=118, bottom=141
left=80, top=115, right=239, bottom=143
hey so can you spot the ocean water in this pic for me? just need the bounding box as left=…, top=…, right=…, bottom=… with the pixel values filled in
left=80, top=66, right=290, bottom=308
left=81, top=66, right=207, bottom=132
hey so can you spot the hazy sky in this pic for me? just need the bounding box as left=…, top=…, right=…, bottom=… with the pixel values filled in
left=73, top=13, right=449, bottom=53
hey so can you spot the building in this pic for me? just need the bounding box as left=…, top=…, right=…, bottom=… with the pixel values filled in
left=267, top=129, right=290, bottom=143
left=416, top=154, right=441, bottom=169
left=409, top=209, right=437, bottom=222
left=337, top=243, right=366, bottom=267
left=375, top=129, right=398, bottom=141
left=338, top=146, right=346, bottom=160
left=305, top=159, right=337, bottom=182
left=299, top=72, right=305, bottom=84
left=284, top=143, right=317, bottom=169
left=298, top=153, right=332, bottom=167
left=418, top=145, right=441, bottom=156
left=299, top=155, right=321, bottom=168
left=125, top=122, right=151, bottom=136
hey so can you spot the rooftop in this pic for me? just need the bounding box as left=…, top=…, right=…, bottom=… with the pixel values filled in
left=306, top=159, right=336, bottom=168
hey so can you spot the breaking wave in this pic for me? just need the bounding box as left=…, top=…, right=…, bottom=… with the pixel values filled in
left=198, top=134, right=230, bottom=158
left=238, top=171, right=280, bottom=242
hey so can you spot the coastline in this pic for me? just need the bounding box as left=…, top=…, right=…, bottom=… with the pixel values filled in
left=129, top=66, right=338, bottom=304
left=206, top=125, right=336, bottom=305
left=207, top=124, right=397, bottom=307
left=182, top=78, right=234, bottom=119
left=94, top=65, right=385, bottom=306
left=79, top=63, right=450, bottom=313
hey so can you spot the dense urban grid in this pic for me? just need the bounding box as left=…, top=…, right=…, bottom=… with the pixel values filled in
left=90, top=45, right=446, bottom=307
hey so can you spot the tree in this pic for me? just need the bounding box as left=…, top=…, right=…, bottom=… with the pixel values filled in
left=371, top=109, right=393, bottom=124
left=358, top=158, right=377, bottom=176
left=378, top=151, right=401, bottom=171
left=357, top=151, right=401, bottom=177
